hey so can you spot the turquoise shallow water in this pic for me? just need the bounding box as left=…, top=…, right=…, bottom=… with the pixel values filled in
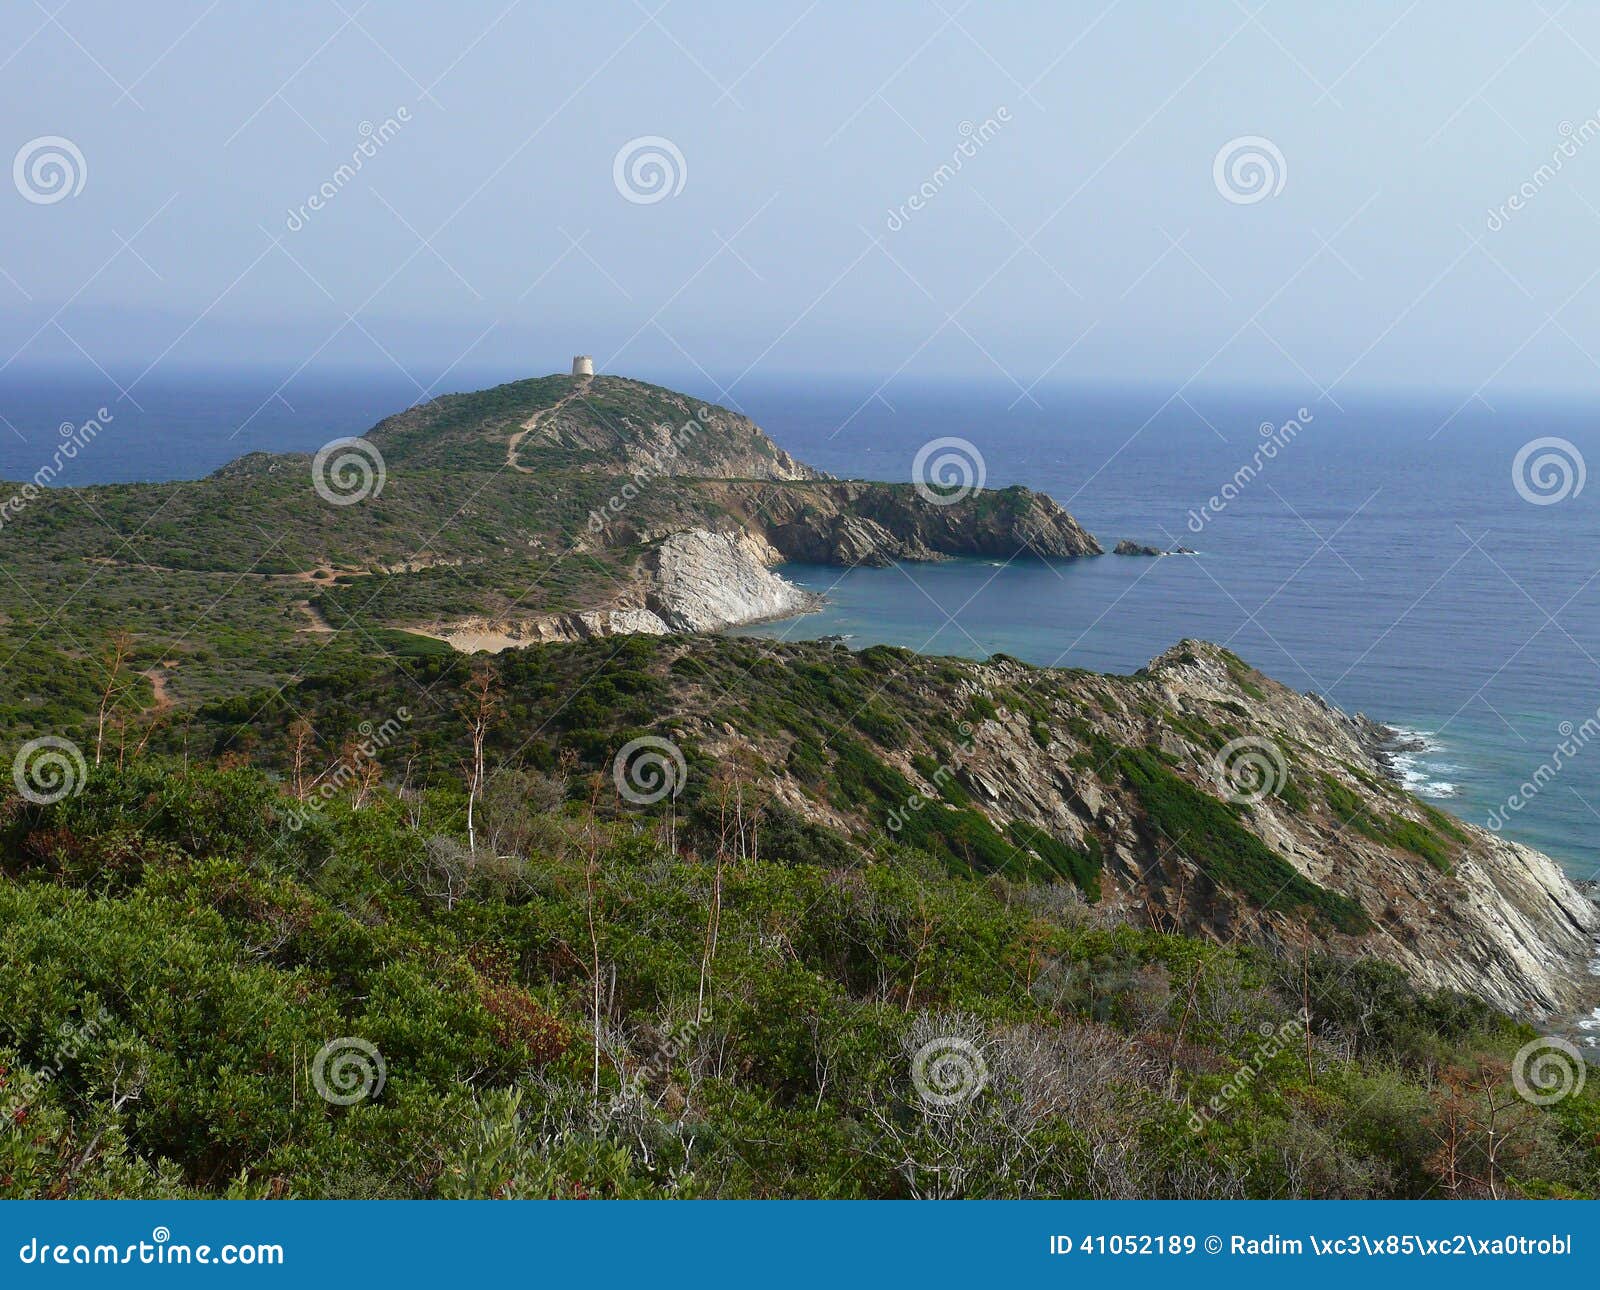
left=731, top=381, right=1600, bottom=881
left=2, top=369, right=1598, bottom=878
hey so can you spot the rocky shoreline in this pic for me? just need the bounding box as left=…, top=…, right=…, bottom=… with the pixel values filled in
left=1341, top=711, right=1432, bottom=785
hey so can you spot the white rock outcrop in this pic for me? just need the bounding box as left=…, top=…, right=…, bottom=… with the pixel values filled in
left=645, top=528, right=820, bottom=632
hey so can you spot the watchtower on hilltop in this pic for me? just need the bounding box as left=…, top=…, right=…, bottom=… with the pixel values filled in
left=572, top=355, right=594, bottom=377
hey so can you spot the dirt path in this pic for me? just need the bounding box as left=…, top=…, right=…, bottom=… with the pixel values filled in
left=507, top=376, right=591, bottom=473
left=296, top=601, right=336, bottom=634
left=142, top=665, right=174, bottom=711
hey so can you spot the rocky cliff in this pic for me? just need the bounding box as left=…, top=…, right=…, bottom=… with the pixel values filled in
left=701, top=479, right=1103, bottom=564
left=530, top=377, right=826, bottom=481
left=658, top=636, right=1598, bottom=1018
left=412, top=528, right=820, bottom=651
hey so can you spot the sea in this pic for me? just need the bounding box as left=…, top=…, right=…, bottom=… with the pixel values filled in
left=4, top=367, right=1600, bottom=886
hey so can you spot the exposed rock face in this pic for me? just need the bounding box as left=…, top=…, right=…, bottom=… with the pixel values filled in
left=414, top=529, right=818, bottom=650
left=704, top=479, right=1103, bottom=565
left=413, top=608, right=673, bottom=653
left=919, top=640, right=1597, bottom=1017
left=644, top=529, right=820, bottom=631
left=533, top=378, right=827, bottom=482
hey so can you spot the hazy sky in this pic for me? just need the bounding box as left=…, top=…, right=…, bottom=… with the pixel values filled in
left=7, top=1, right=1600, bottom=403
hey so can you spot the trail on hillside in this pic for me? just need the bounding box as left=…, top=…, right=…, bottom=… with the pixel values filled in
left=506, top=376, right=592, bottom=473
left=141, top=666, right=174, bottom=711
left=296, top=600, right=336, bottom=634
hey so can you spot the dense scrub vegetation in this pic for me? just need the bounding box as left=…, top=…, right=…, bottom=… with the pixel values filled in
left=1, top=751, right=1595, bottom=1200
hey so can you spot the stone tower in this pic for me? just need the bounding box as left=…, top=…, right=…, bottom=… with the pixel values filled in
left=572, top=355, right=594, bottom=377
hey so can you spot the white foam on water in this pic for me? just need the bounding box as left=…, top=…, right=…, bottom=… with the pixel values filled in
left=1386, top=727, right=1460, bottom=797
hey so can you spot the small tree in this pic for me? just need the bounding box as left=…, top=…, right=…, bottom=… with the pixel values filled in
left=459, top=664, right=502, bottom=855
left=287, top=718, right=315, bottom=800
left=94, top=631, right=135, bottom=766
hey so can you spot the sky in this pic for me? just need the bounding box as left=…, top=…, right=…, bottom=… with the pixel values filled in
left=6, top=0, right=1600, bottom=405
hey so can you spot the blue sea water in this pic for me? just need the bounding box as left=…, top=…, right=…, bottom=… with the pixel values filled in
left=737, top=382, right=1600, bottom=882
left=3, top=369, right=1599, bottom=879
